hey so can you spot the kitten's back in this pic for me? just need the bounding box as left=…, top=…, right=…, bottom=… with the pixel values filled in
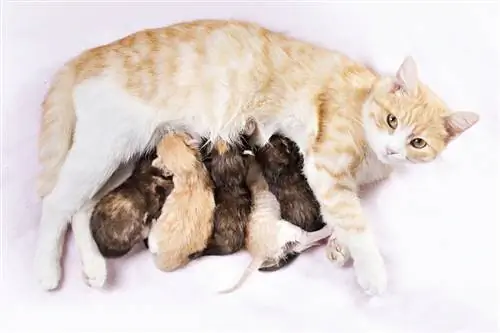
left=149, top=134, right=215, bottom=271
left=90, top=156, right=173, bottom=258
left=199, top=140, right=252, bottom=257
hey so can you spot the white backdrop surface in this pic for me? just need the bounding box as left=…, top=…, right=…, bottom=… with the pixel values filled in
left=1, top=1, right=498, bottom=332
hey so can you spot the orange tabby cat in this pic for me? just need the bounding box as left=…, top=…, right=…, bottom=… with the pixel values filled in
left=35, top=20, right=478, bottom=294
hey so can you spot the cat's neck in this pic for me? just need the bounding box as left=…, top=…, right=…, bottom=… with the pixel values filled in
left=289, top=60, right=393, bottom=186
left=355, top=146, right=393, bottom=187
left=306, top=65, right=378, bottom=155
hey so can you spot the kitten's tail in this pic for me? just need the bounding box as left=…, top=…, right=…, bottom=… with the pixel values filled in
left=218, top=257, right=264, bottom=294
left=37, top=63, right=77, bottom=197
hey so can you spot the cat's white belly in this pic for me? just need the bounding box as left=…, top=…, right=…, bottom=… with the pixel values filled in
left=74, top=75, right=252, bottom=144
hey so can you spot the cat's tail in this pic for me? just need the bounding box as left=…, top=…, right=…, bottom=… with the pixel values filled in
left=37, top=63, right=77, bottom=197
left=218, top=257, right=264, bottom=294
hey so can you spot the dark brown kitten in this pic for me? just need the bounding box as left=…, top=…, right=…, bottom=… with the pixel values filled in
left=253, top=134, right=325, bottom=271
left=193, top=139, right=253, bottom=257
left=90, top=152, right=174, bottom=258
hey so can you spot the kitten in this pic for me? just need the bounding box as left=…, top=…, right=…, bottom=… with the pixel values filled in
left=253, top=134, right=325, bottom=271
left=37, top=20, right=479, bottom=293
left=219, top=152, right=331, bottom=294
left=193, top=139, right=252, bottom=257
left=90, top=152, right=174, bottom=258
left=147, top=133, right=215, bottom=272
left=192, top=121, right=256, bottom=258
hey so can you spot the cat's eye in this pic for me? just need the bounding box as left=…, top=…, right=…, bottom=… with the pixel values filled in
left=410, top=138, right=427, bottom=149
left=386, top=113, right=398, bottom=129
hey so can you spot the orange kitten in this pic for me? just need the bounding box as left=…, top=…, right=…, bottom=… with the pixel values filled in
left=147, top=133, right=215, bottom=272
left=35, top=20, right=478, bottom=294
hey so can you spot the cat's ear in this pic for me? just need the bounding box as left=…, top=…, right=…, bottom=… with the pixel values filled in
left=394, top=56, right=419, bottom=94
left=443, top=111, right=479, bottom=141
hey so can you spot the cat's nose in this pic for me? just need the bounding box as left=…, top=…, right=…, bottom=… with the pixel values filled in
left=385, top=147, right=397, bottom=155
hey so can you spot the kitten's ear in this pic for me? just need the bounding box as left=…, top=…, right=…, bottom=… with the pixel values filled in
left=394, top=56, right=418, bottom=94
left=444, top=111, right=479, bottom=141
left=187, top=138, right=200, bottom=148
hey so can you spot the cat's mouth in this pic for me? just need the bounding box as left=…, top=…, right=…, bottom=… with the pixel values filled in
left=377, top=151, right=407, bottom=165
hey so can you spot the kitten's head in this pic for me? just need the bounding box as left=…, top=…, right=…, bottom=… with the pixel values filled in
left=208, top=141, right=248, bottom=187
left=258, top=135, right=303, bottom=172
left=154, top=132, right=202, bottom=175
left=363, top=57, right=479, bottom=165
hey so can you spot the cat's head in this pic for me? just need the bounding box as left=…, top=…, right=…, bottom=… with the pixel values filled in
left=363, top=57, right=479, bottom=165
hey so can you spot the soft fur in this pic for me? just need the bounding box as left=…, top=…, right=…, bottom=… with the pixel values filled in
left=253, top=134, right=325, bottom=271
left=35, top=19, right=479, bottom=293
left=147, top=133, right=215, bottom=272
left=220, top=152, right=331, bottom=294
left=194, top=139, right=253, bottom=257
left=90, top=152, right=174, bottom=258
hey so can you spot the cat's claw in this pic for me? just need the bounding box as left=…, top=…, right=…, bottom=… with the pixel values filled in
left=353, top=251, right=387, bottom=296
left=326, top=236, right=350, bottom=266
left=82, top=256, right=107, bottom=288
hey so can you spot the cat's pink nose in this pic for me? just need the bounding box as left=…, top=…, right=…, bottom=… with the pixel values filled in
left=385, top=147, right=397, bottom=155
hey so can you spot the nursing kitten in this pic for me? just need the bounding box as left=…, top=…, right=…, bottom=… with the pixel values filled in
left=253, top=134, right=325, bottom=272
left=148, top=133, right=215, bottom=272
left=195, top=139, right=252, bottom=257
left=90, top=153, right=174, bottom=258
left=37, top=19, right=479, bottom=293
left=192, top=121, right=256, bottom=258
left=220, top=152, right=331, bottom=294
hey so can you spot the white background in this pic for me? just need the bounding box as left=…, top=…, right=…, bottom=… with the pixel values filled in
left=1, top=1, right=498, bottom=332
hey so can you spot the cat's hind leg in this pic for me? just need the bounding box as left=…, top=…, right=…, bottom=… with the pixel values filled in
left=34, top=135, right=126, bottom=290
left=71, top=161, right=138, bottom=288
left=72, top=202, right=107, bottom=288
left=35, top=101, right=156, bottom=290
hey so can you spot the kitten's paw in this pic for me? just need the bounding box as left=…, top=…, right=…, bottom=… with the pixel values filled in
left=35, top=260, right=61, bottom=291
left=326, top=236, right=350, bottom=266
left=82, top=256, right=107, bottom=288
left=148, top=233, right=159, bottom=254
left=353, top=252, right=387, bottom=296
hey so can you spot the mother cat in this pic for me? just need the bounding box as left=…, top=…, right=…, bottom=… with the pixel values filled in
left=36, top=19, right=478, bottom=294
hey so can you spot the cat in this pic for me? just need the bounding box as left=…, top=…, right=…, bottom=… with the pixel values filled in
left=252, top=134, right=326, bottom=272
left=147, top=132, right=215, bottom=272
left=90, top=152, right=174, bottom=258
left=35, top=19, right=479, bottom=294
left=219, top=151, right=331, bottom=294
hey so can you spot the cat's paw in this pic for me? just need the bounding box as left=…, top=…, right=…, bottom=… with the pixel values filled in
left=326, top=236, right=350, bottom=266
left=353, top=251, right=387, bottom=296
left=35, top=259, right=61, bottom=291
left=82, top=256, right=107, bottom=288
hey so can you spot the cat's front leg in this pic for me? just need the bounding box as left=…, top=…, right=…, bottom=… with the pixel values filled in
left=305, top=163, right=387, bottom=295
